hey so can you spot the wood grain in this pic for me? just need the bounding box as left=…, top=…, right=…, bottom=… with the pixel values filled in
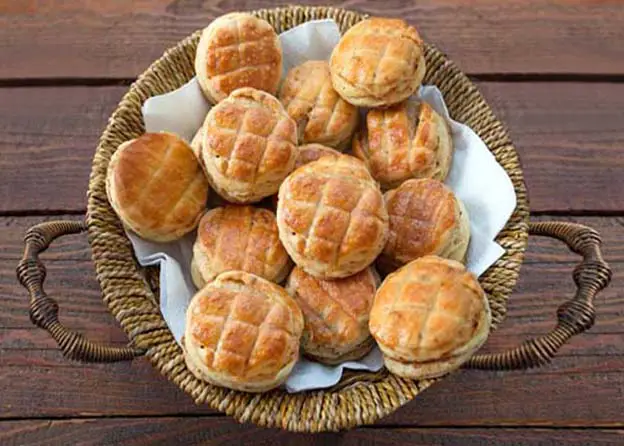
left=0, top=215, right=89, bottom=261
left=1, top=418, right=622, bottom=446
left=2, top=83, right=623, bottom=213
left=480, top=82, right=624, bottom=212
left=2, top=346, right=623, bottom=426
left=526, top=216, right=624, bottom=264
left=1, top=0, right=621, bottom=440
left=3, top=215, right=623, bottom=263
left=1, top=1, right=623, bottom=79
left=3, top=237, right=623, bottom=337
left=2, top=245, right=623, bottom=424
left=0, top=86, right=122, bottom=213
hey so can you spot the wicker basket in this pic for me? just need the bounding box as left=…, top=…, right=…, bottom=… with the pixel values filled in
left=17, top=6, right=612, bottom=432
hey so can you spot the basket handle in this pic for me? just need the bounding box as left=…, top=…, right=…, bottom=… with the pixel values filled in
left=17, top=220, right=144, bottom=362
left=464, top=221, right=612, bottom=370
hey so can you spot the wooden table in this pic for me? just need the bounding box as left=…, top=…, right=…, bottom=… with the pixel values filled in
left=1, top=1, right=623, bottom=444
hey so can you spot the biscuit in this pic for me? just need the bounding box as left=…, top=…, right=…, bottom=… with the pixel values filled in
left=352, top=100, right=453, bottom=190
left=378, top=179, right=469, bottom=274
left=184, top=271, right=304, bottom=392
left=369, top=256, right=491, bottom=379
left=106, top=132, right=208, bottom=242
left=201, top=88, right=298, bottom=203
left=195, top=13, right=282, bottom=103
left=279, top=60, right=359, bottom=150
left=277, top=154, right=389, bottom=279
left=191, top=205, right=291, bottom=288
left=329, top=18, right=426, bottom=107
left=286, top=266, right=379, bottom=364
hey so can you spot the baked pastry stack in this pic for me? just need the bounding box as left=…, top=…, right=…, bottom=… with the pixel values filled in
left=105, top=13, right=493, bottom=392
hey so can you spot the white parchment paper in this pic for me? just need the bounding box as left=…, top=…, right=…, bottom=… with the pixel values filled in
left=132, top=19, right=516, bottom=393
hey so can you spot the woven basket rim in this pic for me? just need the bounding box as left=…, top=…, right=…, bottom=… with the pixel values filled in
left=85, top=5, right=530, bottom=432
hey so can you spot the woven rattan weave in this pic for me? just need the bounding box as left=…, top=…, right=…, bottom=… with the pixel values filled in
left=18, top=6, right=612, bottom=432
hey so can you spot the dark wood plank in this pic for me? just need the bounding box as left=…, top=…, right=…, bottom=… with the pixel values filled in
left=3, top=215, right=622, bottom=263
left=0, top=215, right=89, bottom=261
left=2, top=83, right=623, bottom=213
left=1, top=1, right=623, bottom=79
left=2, top=346, right=623, bottom=426
left=0, top=349, right=214, bottom=418
left=2, top=246, right=623, bottom=423
left=3, top=242, right=623, bottom=338
left=384, top=356, right=624, bottom=427
left=1, top=419, right=622, bottom=446
left=0, top=86, right=123, bottom=213
left=527, top=216, right=624, bottom=264
left=480, top=82, right=624, bottom=212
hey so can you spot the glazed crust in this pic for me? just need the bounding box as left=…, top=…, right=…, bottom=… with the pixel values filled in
left=276, top=155, right=389, bottom=279
left=270, top=144, right=341, bottom=210
left=377, top=179, right=470, bottom=275
left=279, top=61, right=359, bottom=150
left=106, top=132, right=208, bottom=242
left=201, top=88, right=298, bottom=203
left=191, top=205, right=292, bottom=288
left=195, top=13, right=282, bottom=103
left=329, top=17, right=426, bottom=107
left=285, top=266, right=379, bottom=364
left=352, top=101, right=453, bottom=190
left=184, top=271, right=304, bottom=392
left=369, top=256, right=491, bottom=379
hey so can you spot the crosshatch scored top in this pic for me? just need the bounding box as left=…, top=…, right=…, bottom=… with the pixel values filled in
left=335, top=19, right=422, bottom=87
left=205, top=95, right=296, bottom=182
left=201, top=13, right=282, bottom=99
left=188, top=278, right=300, bottom=376
left=280, top=157, right=387, bottom=268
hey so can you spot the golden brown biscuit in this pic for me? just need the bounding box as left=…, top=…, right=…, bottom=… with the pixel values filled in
left=378, top=179, right=469, bottom=275
left=106, top=132, right=208, bottom=242
left=286, top=266, right=379, bottom=364
left=201, top=88, right=298, bottom=203
left=184, top=271, right=304, bottom=392
left=329, top=18, right=426, bottom=107
left=277, top=154, right=389, bottom=279
left=195, top=13, right=282, bottom=103
left=352, top=101, right=453, bottom=190
left=270, top=144, right=341, bottom=210
left=191, top=205, right=292, bottom=288
left=369, top=256, right=490, bottom=379
left=279, top=61, right=359, bottom=150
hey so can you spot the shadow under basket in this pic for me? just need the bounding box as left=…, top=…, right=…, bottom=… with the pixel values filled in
left=16, top=6, right=612, bottom=432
